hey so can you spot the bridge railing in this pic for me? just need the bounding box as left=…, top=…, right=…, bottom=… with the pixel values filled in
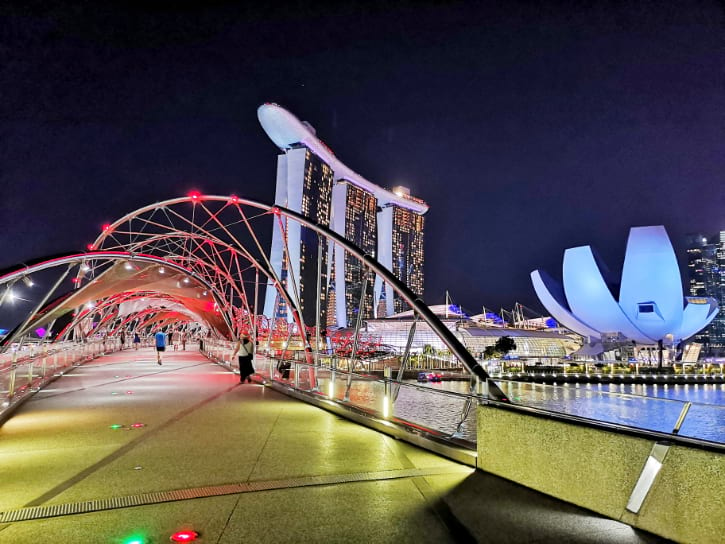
left=203, top=337, right=482, bottom=442
left=201, top=337, right=724, bottom=445
left=0, top=338, right=122, bottom=418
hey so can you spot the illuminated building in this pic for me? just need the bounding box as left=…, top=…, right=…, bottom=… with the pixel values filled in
left=531, top=226, right=719, bottom=353
left=379, top=186, right=426, bottom=314
left=258, top=103, right=428, bottom=327
left=264, top=145, right=333, bottom=326
left=686, top=232, right=725, bottom=351
left=331, top=181, right=377, bottom=326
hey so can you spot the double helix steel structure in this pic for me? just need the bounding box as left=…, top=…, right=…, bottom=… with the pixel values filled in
left=0, top=195, right=507, bottom=439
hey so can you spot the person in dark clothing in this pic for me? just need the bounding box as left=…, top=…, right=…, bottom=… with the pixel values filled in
left=233, top=335, right=254, bottom=383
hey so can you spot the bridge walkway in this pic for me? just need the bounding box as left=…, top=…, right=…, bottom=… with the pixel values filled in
left=0, top=347, right=665, bottom=543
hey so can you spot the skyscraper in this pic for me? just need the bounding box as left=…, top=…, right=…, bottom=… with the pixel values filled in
left=375, top=187, right=426, bottom=315
left=330, top=181, right=377, bottom=327
left=265, top=145, right=333, bottom=327
left=686, top=232, right=725, bottom=352
left=258, top=103, right=429, bottom=328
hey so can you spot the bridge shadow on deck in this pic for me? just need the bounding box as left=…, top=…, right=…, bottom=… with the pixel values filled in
left=0, top=348, right=669, bottom=543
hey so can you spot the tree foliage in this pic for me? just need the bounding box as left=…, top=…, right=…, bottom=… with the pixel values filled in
left=483, top=336, right=517, bottom=359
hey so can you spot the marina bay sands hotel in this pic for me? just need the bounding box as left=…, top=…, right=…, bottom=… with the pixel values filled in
left=259, top=103, right=428, bottom=328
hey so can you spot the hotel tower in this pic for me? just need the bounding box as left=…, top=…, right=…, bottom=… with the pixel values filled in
left=258, top=103, right=429, bottom=328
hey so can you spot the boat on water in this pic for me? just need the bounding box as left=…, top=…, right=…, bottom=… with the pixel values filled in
left=417, top=372, right=442, bottom=383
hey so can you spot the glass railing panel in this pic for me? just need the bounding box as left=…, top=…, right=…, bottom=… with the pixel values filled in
left=676, top=403, right=725, bottom=444
left=394, top=382, right=475, bottom=439
left=0, top=366, right=14, bottom=402
left=498, top=380, right=687, bottom=435
left=343, top=373, right=386, bottom=414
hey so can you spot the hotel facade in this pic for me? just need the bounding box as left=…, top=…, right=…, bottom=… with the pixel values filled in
left=258, top=103, right=428, bottom=328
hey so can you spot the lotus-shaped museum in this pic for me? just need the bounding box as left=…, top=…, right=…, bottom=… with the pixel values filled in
left=531, top=226, right=719, bottom=345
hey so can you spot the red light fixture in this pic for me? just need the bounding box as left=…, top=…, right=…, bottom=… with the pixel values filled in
left=170, top=530, right=199, bottom=542
left=103, top=223, right=111, bottom=231
left=189, top=191, right=201, bottom=201
left=230, top=194, right=239, bottom=203
left=130, top=422, right=145, bottom=428
left=87, top=243, right=95, bottom=251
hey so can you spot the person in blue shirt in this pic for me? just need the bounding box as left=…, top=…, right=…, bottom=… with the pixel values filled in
left=155, top=330, right=167, bottom=365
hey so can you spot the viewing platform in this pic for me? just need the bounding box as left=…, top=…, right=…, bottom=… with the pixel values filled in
left=0, top=348, right=664, bottom=543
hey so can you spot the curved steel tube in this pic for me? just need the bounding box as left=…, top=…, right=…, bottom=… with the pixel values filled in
left=96, top=196, right=507, bottom=400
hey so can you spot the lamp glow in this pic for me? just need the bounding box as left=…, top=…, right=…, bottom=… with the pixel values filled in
left=170, top=530, right=199, bottom=542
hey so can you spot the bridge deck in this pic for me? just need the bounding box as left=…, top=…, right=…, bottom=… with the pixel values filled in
left=0, top=347, right=664, bottom=543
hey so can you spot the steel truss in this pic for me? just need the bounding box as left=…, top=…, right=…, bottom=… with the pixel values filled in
left=0, top=195, right=506, bottom=401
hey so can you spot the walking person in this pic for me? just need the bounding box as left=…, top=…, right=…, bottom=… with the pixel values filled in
left=181, top=331, right=187, bottom=351
left=119, top=332, right=125, bottom=350
left=155, top=330, right=167, bottom=365
left=232, top=335, right=255, bottom=383
left=133, top=332, right=141, bottom=350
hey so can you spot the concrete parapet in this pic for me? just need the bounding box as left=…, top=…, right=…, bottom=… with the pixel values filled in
left=623, top=444, right=725, bottom=543
left=477, top=403, right=725, bottom=544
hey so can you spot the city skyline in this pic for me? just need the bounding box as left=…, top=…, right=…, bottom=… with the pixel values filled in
left=686, top=231, right=725, bottom=352
left=1, top=2, right=723, bottom=317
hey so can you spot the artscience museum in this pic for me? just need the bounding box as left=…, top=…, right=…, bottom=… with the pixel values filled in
left=531, top=226, right=719, bottom=350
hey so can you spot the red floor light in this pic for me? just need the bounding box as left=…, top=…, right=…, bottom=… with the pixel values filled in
left=170, top=530, right=199, bottom=542
left=130, top=422, right=145, bottom=428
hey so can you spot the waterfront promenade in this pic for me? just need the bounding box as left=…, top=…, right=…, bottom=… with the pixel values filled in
left=0, top=348, right=666, bottom=543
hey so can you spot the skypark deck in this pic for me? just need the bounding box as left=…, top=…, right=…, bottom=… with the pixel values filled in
left=0, top=347, right=663, bottom=543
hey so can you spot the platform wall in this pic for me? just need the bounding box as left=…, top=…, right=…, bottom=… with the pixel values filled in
left=477, top=404, right=724, bottom=544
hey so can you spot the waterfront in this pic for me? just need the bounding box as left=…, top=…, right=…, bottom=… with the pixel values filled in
left=397, top=379, right=725, bottom=444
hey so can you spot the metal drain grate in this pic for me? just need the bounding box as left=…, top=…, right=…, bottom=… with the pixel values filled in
left=0, top=465, right=471, bottom=523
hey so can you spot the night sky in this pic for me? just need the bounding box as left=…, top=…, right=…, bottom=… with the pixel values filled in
left=2, top=1, right=723, bottom=317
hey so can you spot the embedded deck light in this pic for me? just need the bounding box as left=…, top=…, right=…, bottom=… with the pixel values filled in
left=170, top=530, right=199, bottom=542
